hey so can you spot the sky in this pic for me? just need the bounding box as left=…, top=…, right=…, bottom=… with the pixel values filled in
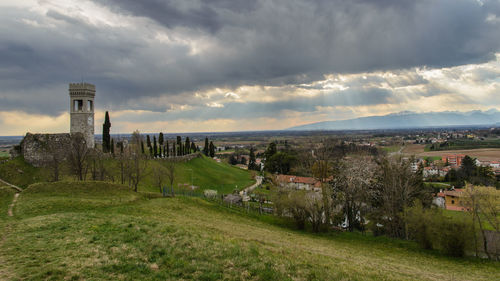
left=0, top=0, right=499, bottom=135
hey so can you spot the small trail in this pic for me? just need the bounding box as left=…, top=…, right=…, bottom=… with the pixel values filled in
left=0, top=178, right=23, bottom=192
left=7, top=193, right=20, bottom=217
left=0, top=160, right=21, bottom=278
left=0, top=178, right=23, bottom=217
left=240, top=176, right=263, bottom=196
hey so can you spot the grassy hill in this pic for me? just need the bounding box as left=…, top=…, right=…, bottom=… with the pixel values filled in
left=0, top=156, right=254, bottom=195
left=0, top=181, right=498, bottom=280
left=141, top=156, right=255, bottom=194
left=0, top=186, right=16, bottom=222
left=0, top=157, right=51, bottom=188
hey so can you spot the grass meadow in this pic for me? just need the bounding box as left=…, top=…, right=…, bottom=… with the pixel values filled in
left=0, top=181, right=498, bottom=280
left=0, top=156, right=255, bottom=195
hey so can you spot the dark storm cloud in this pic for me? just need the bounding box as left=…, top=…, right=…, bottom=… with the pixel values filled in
left=118, top=87, right=394, bottom=122
left=94, top=0, right=258, bottom=33
left=0, top=0, right=499, bottom=115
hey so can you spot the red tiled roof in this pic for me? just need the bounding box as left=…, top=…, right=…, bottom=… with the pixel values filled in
left=444, top=189, right=464, bottom=197
left=276, top=174, right=319, bottom=185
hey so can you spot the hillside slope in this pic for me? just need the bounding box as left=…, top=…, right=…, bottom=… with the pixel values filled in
left=0, top=182, right=498, bottom=280
left=0, top=156, right=254, bottom=194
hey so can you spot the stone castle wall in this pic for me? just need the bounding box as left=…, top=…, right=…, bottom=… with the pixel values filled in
left=20, top=133, right=71, bottom=167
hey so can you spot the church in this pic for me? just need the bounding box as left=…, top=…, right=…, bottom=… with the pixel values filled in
left=11, top=83, right=96, bottom=166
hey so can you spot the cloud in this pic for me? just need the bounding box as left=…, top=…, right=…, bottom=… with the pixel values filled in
left=0, top=0, right=499, bottom=133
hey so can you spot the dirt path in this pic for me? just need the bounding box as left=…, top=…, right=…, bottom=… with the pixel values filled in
left=240, top=176, right=263, bottom=196
left=7, top=193, right=19, bottom=217
left=0, top=177, right=22, bottom=279
left=0, top=178, right=22, bottom=193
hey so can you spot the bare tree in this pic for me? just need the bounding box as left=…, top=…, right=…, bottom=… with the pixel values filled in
left=67, top=133, right=91, bottom=181
left=462, top=184, right=500, bottom=259
left=273, top=187, right=308, bottom=230
left=128, top=130, right=148, bottom=192
left=372, top=156, right=426, bottom=239
left=164, top=159, right=176, bottom=196
left=305, top=191, right=325, bottom=232
left=330, top=156, right=375, bottom=232
left=41, top=137, right=64, bottom=181
left=89, top=149, right=107, bottom=181
left=153, top=161, right=166, bottom=193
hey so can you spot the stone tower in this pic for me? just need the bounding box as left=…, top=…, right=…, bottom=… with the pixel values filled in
left=69, top=82, right=95, bottom=148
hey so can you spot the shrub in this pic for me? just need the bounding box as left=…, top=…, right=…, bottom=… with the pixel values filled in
left=438, top=218, right=472, bottom=257
left=407, top=202, right=474, bottom=257
left=203, top=189, right=218, bottom=199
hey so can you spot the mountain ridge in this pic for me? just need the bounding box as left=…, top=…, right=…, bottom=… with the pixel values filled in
left=287, top=109, right=500, bottom=131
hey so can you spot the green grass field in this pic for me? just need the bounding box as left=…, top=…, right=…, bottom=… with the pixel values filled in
left=0, top=156, right=254, bottom=195
left=0, top=157, right=52, bottom=188
left=143, top=156, right=255, bottom=195
left=0, top=151, right=10, bottom=158
left=0, top=181, right=498, bottom=280
left=380, top=145, right=402, bottom=154
left=0, top=186, right=16, bottom=222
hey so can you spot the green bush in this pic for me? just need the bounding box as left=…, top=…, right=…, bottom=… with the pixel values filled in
left=407, top=203, right=474, bottom=257
left=438, top=218, right=472, bottom=257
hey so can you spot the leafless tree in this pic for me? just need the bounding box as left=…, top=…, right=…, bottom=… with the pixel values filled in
left=330, top=156, right=375, bottom=232
left=128, top=130, right=148, bottom=192
left=305, top=191, right=325, bottom=232
left=67, top=133, right=91, bottom=181
left=89, top=149, right=107, bottom=181
left=164, top=159, right=176, bottom=196
left=462, top=184, right=500, bottom=259
left=41, top=137, right=64, bottom=181
left=153, top=160, right=166, bottom=193
left=273, top=187, right=308, bottom=230
left=372, top=156, right=425, bottom=239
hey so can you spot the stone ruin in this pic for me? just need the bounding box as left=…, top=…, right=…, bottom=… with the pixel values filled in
left=13, top=133, right=72, bottom=167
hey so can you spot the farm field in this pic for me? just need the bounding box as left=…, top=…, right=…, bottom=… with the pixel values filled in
left=0, top=181, right=498, bottom=280
left=403, top=145, right=500, bottom=161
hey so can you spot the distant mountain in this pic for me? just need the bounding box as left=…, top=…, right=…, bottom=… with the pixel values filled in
left=287, top=110, right=500, bottom=131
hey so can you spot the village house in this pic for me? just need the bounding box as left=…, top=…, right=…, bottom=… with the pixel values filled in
left=443, top=189, right=469, bottom=211
left=433, top=191, right=446, bottom=209
left=276, top=174, right=322, bottom=192
left=442, top=154, right=465, bottom=167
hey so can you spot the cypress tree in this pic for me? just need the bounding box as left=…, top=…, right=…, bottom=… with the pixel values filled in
left=248, top=146, right=257, bottom=170
left=190, top=141, right=196, bottom=153
left=166, top=142, right=170, bottom=157
left=172, top=142, right=176, bottom=157
left=203, top=137, right=209, bottom=156
left=141, top=140, right=145, bottom=154
left=146, top=135, right=152, bottom=149
left=153, top=136, right=158, bottom=158
left=102, top=111, right=111, bottom=152
left=110, top=138, right=115, bottom=155
left=209, top=141, right=215, bottom=158
left=185, top=137, right=190, bottom=154
left=176, top=136, right=182, bottom=156
left=159, top=132, right=164, bottom=146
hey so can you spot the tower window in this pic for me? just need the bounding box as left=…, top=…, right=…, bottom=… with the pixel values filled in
left=87, top=100, right=93, bottom=111
left=74, top=100, right=83, bottom=111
